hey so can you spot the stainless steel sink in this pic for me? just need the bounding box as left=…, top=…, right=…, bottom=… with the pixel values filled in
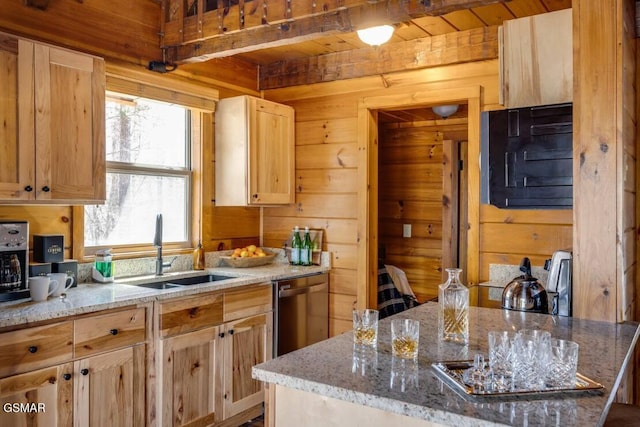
left=131, top=282, right=182, bottom=290
left=165, top=274, right=236, bottom=286
left=122, top=273, right=237, bottom=290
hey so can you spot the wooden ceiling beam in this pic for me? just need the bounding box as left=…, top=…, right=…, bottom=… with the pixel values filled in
left=165, top=0, right=507, bottom=63
left=258, top=25, right=499, bottom=89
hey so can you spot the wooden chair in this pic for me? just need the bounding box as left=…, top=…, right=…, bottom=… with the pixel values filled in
left=603, top=403, right=640, bottom=426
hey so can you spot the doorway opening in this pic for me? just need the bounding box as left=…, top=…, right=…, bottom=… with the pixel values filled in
left=376, top=106, right=468, bottom=303
left=356, top=86, right=482, bottom=309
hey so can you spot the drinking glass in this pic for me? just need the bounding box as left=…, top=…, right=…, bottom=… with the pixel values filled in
left=488, top=331, right=515, bottom=389
left=353, top=309, right=379, bottom=346
left=391, top=318, right=420, bottom=360
left=545, top=339, right=579, bottom=388
left=512, top=329, right=551, bottom=391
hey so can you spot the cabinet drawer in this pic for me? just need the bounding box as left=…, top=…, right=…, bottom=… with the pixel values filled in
left=224, top=283, right=272, bottom=322
left=74, top=307, right=146, bottom=358
left=0, top=321, right=73, bottom=377
left=159, top=292, right=223, bottom=337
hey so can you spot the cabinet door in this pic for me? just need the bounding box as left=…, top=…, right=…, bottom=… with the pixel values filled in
left=0, top=362, right=73, bottom=427
left=160, top=326, right=223, bottom=427
left=248, top=97, right=294, bottom=205
left=501, top=9, right=572, bottom=108
left=222, top=312, right=272, bottom=419
left=74, top=345, right=145, bottom=427
left=0, top=35, right=35, bottom=200
left=33, top=43, right=105, bottom=202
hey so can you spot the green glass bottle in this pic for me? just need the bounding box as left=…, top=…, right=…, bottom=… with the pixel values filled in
left=291, top=226, right=302, bottom=265
left=301, top=227, right=312, bottom=266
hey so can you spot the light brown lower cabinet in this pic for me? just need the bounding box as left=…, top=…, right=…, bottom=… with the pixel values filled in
left=159, top=312, right=272, bottom=427
left=0, top=306, right=147, bottom=427
left=221, top=313, right=272, bottom=420
left=0, top=285, right=273, bottom=427
left=0, top=362, right=74, bottom=426
left=0, top=338, right=145, bottom=427
left=156, top=283, right=272, bottom=427
left=74, top=344, right=146, bottom=427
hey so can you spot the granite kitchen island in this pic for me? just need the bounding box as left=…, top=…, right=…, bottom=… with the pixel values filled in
left=253, top=303, right=639, bottom=427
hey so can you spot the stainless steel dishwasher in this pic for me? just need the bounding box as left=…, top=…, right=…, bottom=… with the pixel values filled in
left=273, top=272, right=329, bottom=357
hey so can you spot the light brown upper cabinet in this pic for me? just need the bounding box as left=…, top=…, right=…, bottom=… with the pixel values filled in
left=215, top=95, right=295, bottom=206
left=0, top=32, right=105, bottom=203
left=500, top=9, right=573, bottom=109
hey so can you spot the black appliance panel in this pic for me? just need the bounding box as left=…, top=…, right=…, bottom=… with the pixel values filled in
left=483, top=103, right=573, bottom=209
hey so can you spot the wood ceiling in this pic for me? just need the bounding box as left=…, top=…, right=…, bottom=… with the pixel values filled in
left=233, top=0, right=571, bottom=65
left=162, top=0, right=571, bottom=90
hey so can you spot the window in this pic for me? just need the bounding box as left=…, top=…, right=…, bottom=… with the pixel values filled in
left=84, top=95, right=192, bottom=252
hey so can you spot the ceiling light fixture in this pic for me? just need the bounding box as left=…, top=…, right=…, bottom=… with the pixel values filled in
left=357, top=25, right=395, bottom=46
left=432, top=104, right=459, bottom=119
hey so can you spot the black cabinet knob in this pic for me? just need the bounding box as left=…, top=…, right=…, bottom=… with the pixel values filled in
left=109, top=328, right=118, bottom=336
left=63, top=373, right=72, bottom=381
left=218, top=332, right=225, bottom=338
left=28, top=346, right=38, bottom=353
left=228, top=329, right=234, bottom=335
left=80, top=368, right=89, bottom=376
left=41, top=186, right=50, bottom=192
left=24, top=185, right=33, bottom=192
left=252, top=194, right=258, bottom=199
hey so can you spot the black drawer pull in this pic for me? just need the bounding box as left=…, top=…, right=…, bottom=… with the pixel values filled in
left=63, top=373, right=71, bottom=381
left=219, top=332, right=225, bottom=338
left=228, top=329, right=234, bottom=335
left=28, top=346, right=38, bottom=354
left=109, top=328, right=118, bottom=336
left=80, top=368, right=89, bottom=376
left=41, top=186, right=50, bottom=192
left=24, top=185, right=33, bottom=192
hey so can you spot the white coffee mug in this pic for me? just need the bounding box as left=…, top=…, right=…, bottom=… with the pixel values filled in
left=29, top=276, right=58, bottom=302
left=49, top=273, right=74, bottom=297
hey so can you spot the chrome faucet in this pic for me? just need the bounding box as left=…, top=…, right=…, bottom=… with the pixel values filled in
left=153, top=214, right=173, bottom=276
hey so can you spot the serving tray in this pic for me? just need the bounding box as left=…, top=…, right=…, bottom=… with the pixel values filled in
left=432, top=360, right=604, bottom=400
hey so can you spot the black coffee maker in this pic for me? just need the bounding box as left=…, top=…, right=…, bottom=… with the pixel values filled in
left=0, top=221, right=29, bottom=302
left=501, top=257, right=549, bottom=314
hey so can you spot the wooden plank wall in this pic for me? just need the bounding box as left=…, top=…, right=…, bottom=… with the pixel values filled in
left=263, top=57, right=581, bottom=336
left=264, top=60, right=555, bottom=335
left=378, top=120, right=467, bottom=302
left=262, top=100, right=360, bottom=335
left=479, top=206, right=573, bottom=282
left=573, top=0, right=637, bottom=323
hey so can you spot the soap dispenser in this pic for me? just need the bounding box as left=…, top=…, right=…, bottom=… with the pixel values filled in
left=193, top=242, right=205, bottom=270
left=92, top=249, right=114, bottom=283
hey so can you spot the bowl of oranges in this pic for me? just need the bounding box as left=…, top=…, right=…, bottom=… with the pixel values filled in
left=221, top=245, right=276, bottom=268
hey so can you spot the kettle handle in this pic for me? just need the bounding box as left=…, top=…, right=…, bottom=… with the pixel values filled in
left=519, top=257, right=532, bottom=277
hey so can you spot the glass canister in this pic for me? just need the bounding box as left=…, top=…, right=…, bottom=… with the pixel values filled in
left=438, top=268, right=469, bottom=344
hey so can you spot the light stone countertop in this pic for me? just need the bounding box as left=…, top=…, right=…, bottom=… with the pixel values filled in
left=253, top=303, right=640, bottom=427
left=0, top=259, right=329, bottom=329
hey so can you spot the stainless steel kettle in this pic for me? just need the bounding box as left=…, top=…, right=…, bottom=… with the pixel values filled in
left=501, top=257, right=549, bottom=314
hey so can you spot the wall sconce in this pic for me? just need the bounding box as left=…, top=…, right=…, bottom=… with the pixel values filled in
left=432, top=104, right=459, bottom=119
left=357, top=25, right=395, bottom=46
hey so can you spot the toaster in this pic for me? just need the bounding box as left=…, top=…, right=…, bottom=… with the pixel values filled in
left=545, top=250, right=572, bottom=317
